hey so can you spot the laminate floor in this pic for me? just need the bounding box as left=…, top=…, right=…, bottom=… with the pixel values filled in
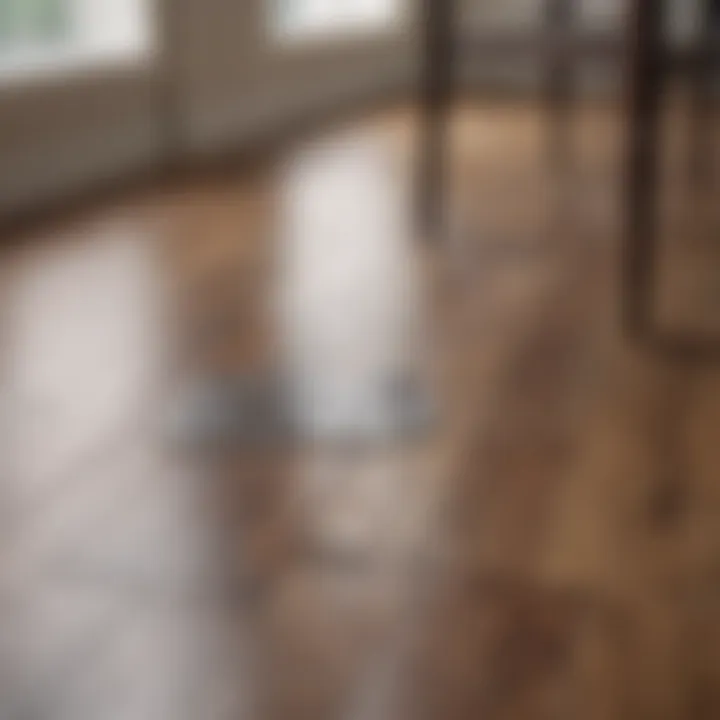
left=2, top=102, right=720, bottom=719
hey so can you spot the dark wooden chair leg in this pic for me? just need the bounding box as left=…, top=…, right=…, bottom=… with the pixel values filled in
left=544, top=0, right=575, bottom=171
left=623, top=0, right=666, bottom=339
left=418, top=0, right=455, bottom=240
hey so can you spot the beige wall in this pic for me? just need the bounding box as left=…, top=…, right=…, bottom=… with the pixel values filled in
left=0, top=64, right=164, bottom=215
left=0, top=0, right=702, bottom=217
left=462, top=0, right=698, bottom=34
left=0, top=0, right=414, bottom=216
left=459, top=0, right=702, bottom=94
left=174, top=0, right=414, bottom=153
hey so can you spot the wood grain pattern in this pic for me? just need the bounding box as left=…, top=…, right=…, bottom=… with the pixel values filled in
left=1, top=102, right=720, bottom=719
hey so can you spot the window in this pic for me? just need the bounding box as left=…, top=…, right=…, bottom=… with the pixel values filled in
left=0, top=0, right=153, bottom=80
left=274, top=0, right=401, bottom=40
left=0, top=0, right=70, bottom=52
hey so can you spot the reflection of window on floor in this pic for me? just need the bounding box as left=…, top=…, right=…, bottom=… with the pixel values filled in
left=0, top=0, right=153, bottom=78
left=273, top=0, right=401, bottom=40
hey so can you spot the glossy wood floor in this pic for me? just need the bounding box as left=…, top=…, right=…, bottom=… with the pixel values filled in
left=2, top=101, right=720, bottom=720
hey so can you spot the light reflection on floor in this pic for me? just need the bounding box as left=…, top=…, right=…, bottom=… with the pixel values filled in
left=276, top=131, right=430, bottom=440
left=1, top=120, right=442, bottom=720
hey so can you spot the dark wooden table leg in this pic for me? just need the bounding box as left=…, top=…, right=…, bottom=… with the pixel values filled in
left=418, top=0, right=455, bottom=240
left=688, top=0, right=715, bottom=184
left=544, top=0, right=575, bottom=171
left=623, top=0, right=666, bottom=339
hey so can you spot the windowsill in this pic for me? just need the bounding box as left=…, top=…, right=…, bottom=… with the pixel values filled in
left=0, top=43, right=153, bottom=90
